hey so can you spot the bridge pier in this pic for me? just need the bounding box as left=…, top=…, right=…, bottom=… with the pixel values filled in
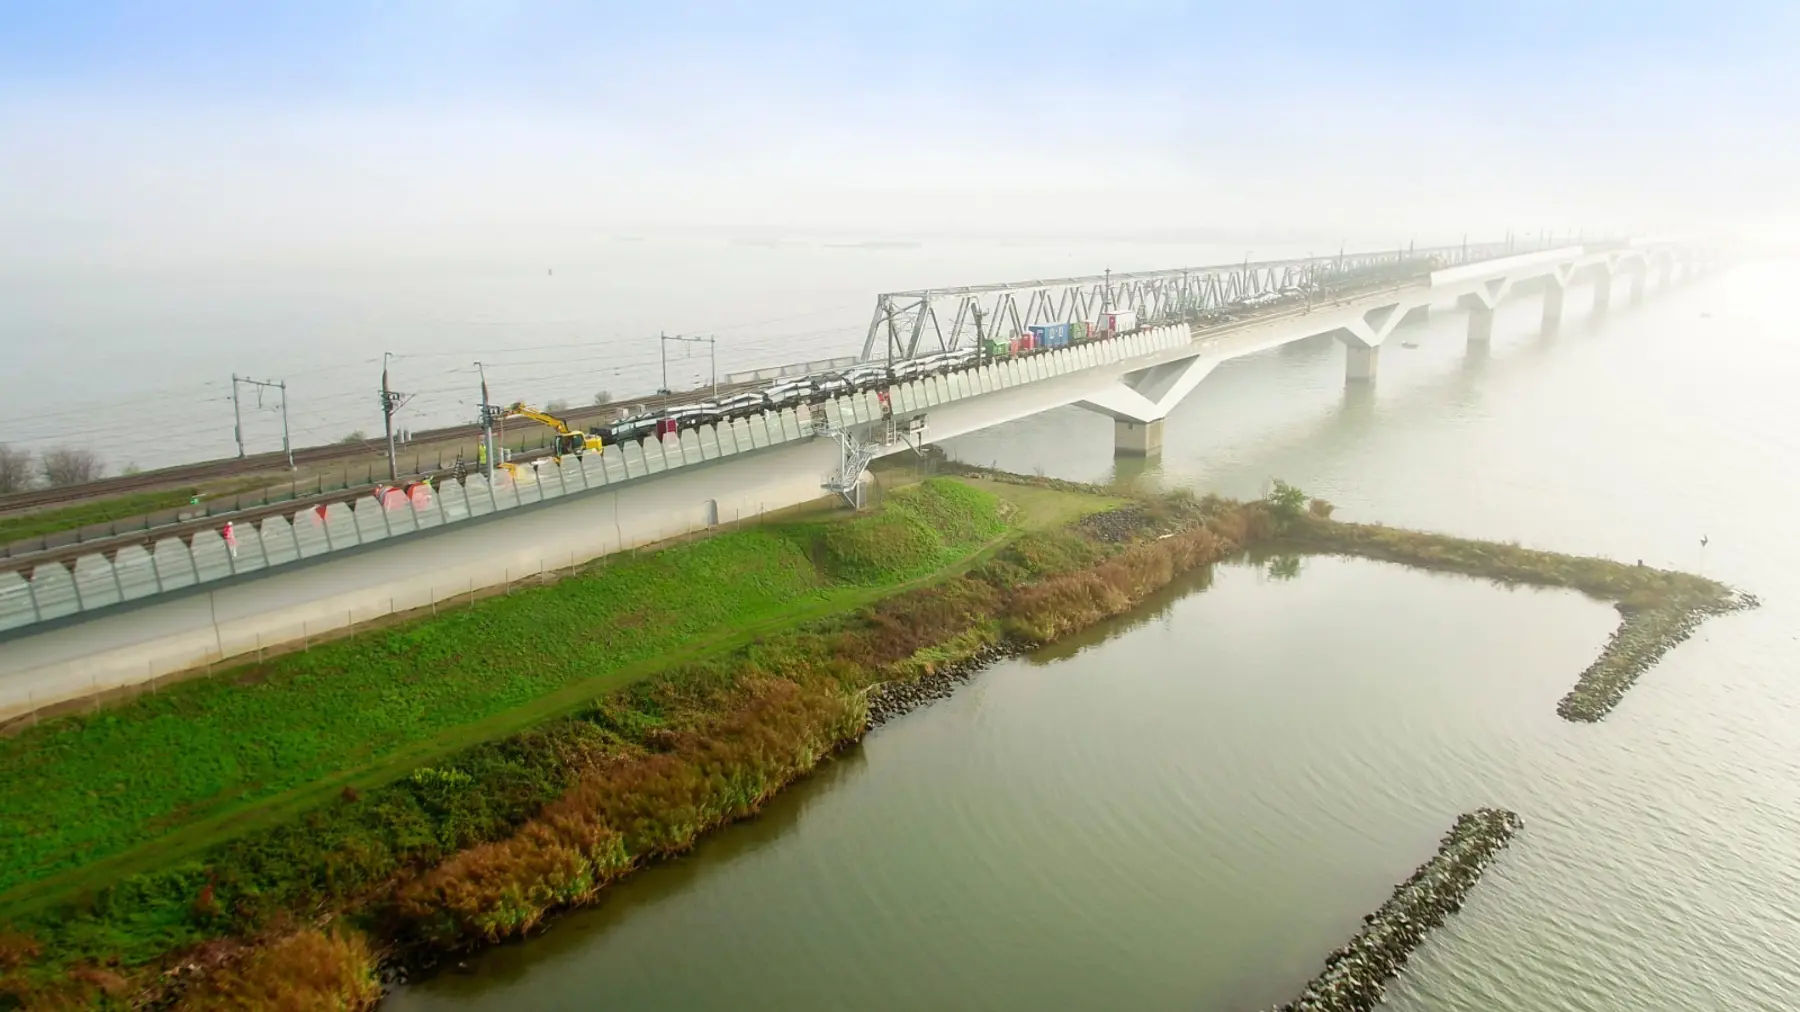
left=1468, top=305, right=1495, bottom=347
left=1114, top=419, right=1164, bottom=457
left=1541, top=281, right=1565, bottom=334
left=1345, top=345, right=1379, bottom=384
left=1593, top=274, right=1613, bottom=315
left=1076, top=353, right=1216, bottom=458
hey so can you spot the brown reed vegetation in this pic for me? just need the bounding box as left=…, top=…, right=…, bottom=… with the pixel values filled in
left=172, top=928, right=381, bottom=1012
left=396, top=675, right=865, bottom=946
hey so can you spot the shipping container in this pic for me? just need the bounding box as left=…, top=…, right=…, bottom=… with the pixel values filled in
left=1101, top=310, right=1139, bottom=334
left=1027, top=322, right=1073, bottom=348
left=1072, top=320, right=1091, bottom=341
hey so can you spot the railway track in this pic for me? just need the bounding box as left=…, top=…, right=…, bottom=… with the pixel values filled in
left=0, top=382, right=753, bottom=516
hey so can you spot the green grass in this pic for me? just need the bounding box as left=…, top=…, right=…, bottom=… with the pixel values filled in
left=0, top=477, right=282, bottom=545
left=808, top=479, right=1009, bottom=583
left=0, top=489, right=205, bottom=544
left=0, top=528, right=823, bottom=895
left=0, top=479, right=1082, bottom=915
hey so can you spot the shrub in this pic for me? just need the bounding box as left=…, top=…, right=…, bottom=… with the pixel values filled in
left=1307, top=498, right=1335, bottom=519
left=1004, top=524, right=1234, bottom=643
left=37, top=447, right=104, bottom=487
left=0, top=445, right=31, bottom=493
left=1265, top=479, right=1307, bottom=518
left=173, top=928, right=380, bottom=1011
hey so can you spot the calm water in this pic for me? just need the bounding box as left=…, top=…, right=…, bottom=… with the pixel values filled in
left=390, top=261, right=1800, bottom=1011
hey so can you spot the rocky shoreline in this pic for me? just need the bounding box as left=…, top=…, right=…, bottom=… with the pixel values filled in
left=865, top=642, right=1023, bottom=728
left=1558, top=593, right=1760, bottom=723
left=1270, top=808, right=1524, bottom=1012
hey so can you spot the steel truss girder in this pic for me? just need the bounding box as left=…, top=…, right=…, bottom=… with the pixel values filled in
left=860, top=240, right=1530, bottom=362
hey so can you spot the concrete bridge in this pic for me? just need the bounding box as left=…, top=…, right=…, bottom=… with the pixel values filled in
left=878, top=239, right=1699, bottom=457
left=0, top=239, right=1718, bottom=721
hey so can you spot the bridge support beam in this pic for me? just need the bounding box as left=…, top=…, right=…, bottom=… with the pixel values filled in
left=1114, top=419, right=1164, bottom=457
left=1593, top=273, right=1612, bottom=315
left=1074, top=353, right=1216, bottom=457
left=1327, top=298, right=1417, bottom=389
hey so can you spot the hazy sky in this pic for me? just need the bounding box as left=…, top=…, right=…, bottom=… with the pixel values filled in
left=3, top=0, right=1797, bottom=257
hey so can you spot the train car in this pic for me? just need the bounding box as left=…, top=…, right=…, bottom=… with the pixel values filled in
left=981, top=337, right=1012, bottom=360
left=601, top=414, right=660, bottom=446
left=717, top=392, right=768, bottom=420
left=654, top=402, right=720, bottom=436
left=812, top=373, right=854, bottom=398
left=841, top=364, right=892, bottom=392
left=763, top=379, right=813, bottom=409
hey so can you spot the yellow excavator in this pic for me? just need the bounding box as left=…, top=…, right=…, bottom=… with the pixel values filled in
left=505, top=402, right=605, bottom=457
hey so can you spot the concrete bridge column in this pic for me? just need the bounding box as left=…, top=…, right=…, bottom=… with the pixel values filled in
left=1468, top=305, right=1495, bottom=347
left=1114, top=419, right=1164, bottom=457
left=1630, top=270, right=1646, bottom=305
left=1542, top=281, right=1566, bottom=334
left=1593, top=273, right=1613, bottom=315
left=1328, top=298, right=1416, bottom=389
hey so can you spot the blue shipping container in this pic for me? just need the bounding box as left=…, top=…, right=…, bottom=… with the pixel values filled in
left=1028, top=322, right=1072, bottom=348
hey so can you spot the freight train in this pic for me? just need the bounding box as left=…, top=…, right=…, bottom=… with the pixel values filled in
left=581, top=257, right=1439, bottom=450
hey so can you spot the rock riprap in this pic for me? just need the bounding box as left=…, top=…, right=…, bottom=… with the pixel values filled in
left=1269, top=808, right=1524, bottom=1012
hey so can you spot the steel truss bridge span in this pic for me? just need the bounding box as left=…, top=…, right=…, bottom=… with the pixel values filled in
left=861, top=240, right=1551, bottom=362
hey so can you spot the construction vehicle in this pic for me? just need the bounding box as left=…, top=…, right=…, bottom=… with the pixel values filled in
left=505, top=402, right=605, bottom=457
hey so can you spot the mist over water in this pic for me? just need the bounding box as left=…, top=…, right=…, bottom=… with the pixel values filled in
left=386, top=262, right=1800, bottom=1010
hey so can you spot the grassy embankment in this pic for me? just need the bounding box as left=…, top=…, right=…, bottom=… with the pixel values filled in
left=0, top=477, right=1138, bottom=1006
left=0, top=470, right=1755, bottom=1009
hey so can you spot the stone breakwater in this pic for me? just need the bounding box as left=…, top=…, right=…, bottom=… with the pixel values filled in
left=1270, top=808, right=1523, bottom=1012
left=865, top=643, right=1021, bottom=728
left=1557, top=592, right=1761, bottom=723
